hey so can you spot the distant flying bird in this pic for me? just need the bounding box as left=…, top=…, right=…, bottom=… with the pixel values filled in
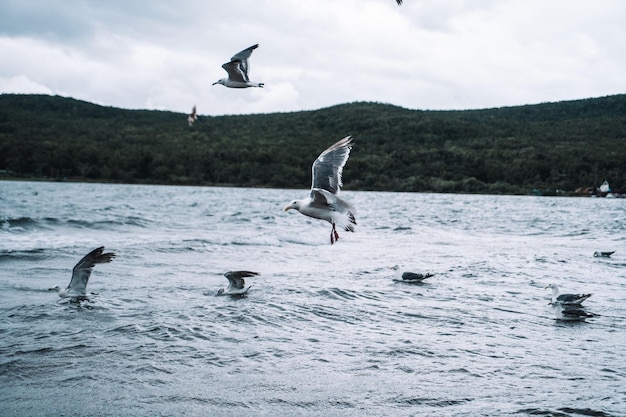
left=217, top=271, right=259, bottom=296
left=594, top=251, right=615, bottom=258
left=396, top=0, right=403, bottom=4
left=187, top=105, right=197, bottom=126
left=284, top=136, right=356, bottom=244
left=212, top=44, right=264, bottom=88
left=545, top=284, right=591, bottom=306
left=49, top=247, right=115, bottom=300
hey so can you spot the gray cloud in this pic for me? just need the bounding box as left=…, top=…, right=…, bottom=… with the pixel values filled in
left=1, top=0, right=625, bottom=116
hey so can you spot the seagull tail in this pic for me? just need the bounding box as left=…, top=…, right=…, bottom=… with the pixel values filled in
left=342, top=211, right=357, bottom=232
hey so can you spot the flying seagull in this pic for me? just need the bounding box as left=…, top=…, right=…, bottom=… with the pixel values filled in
left=49, top=247, right=115, bottom=300
left=217, top=271, right=259, bottom=296
left=284, top=136, right=356, bottom=244
left=212, top=44, right=264, bottom=88
left=187, top=105, right=197, bottom=126
left=594, top=251, right=615, bottom=258
left=545, top=284, right=591, bottom=306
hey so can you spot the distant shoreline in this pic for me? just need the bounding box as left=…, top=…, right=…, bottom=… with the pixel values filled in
left=3, top=177, right=620, bottom=198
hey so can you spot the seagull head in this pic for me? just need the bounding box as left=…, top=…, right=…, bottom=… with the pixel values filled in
left=48, top=285, right=68, bottom=298
left=212, top=79, right=226, bottom=86
left=284, top=200, right=301, bottom=212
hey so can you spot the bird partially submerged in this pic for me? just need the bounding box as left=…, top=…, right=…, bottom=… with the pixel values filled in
left=395, top=272, right=435, bottom=283
left=284, top=136, right=356, bottom=244
left=217, top=271, right=259, bottom=296
left=49, top=247, right=115, bottom=301
left=212, top=44, right=264, bottom=88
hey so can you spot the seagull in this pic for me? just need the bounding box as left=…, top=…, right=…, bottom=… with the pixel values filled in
left=394, top=272, right=435, bottom=283
left=545, top=284, right=591, bottom=306
left=217, top=271, right=259, bottom=296
left=212, top=44, right=264, bottom=88
left=49, top=247, right=115, bottom=300
left=187, top=105, right=197, bottom=126
left=284, top=136, right=356, bottom=244
left=594, top=251, right=615, bottom=258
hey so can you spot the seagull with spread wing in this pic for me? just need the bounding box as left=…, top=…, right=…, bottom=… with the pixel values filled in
left=49, top=247, right=115, bottom=301
left=284, top=136, right=356, bottom=244
left=212, top=44, right=264, bottom=88
left=217, top=271, right=259, bottom=296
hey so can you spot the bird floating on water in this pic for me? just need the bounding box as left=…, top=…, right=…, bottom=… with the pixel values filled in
left=394, top=272, right=435, bottom=283
left=545, top=283, right=591, bottom=306
left=212, top=44, right=264, bottom=88
left=217, top=271, right=259, bottom=296
left=284, top=136, right=356, bottom=244
left=594, top=251, right=615, bottom=258
left=49, top=247, right=115, bottom=301
left=187, top=105, right=197, bottom=126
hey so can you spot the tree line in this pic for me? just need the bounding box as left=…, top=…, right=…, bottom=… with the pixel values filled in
left=0, top=93, right=625, bottom=195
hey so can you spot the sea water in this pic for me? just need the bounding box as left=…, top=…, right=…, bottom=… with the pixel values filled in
left=1, top=181, right=625, bottom=416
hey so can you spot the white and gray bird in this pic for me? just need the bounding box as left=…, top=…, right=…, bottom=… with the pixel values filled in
left=284, top=136, right=356, bottom=244
left=217, top=271, right=259, bottom=296
left=212, top=44, right=264, bottom=88
left=187, top=105, right=197, bottom=126
left=545, top=283, right=591, bottom=306
left=594, top=251, right=615, bottom=258
left=49, top=247, right=115, bottom=300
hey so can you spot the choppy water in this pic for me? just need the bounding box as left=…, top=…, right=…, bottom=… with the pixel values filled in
left=1, top=181, right=625, bottom=416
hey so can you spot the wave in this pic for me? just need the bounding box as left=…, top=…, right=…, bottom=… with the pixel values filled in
left=1, top=215, right=149, bottom=233
left=0, top=248, right=49, bottom=262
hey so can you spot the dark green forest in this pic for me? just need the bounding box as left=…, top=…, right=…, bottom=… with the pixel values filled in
left=1, top=93, right=625, bottom=195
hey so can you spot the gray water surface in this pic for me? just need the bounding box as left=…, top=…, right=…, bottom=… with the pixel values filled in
left=1, top=181, right=625, bottom=416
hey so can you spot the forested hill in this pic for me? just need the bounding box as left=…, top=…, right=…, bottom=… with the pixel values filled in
left=1, top=93, right=625, bottom=195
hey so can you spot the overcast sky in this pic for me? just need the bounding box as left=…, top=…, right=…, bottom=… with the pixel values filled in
left=1, top=0, right=624, bottom=116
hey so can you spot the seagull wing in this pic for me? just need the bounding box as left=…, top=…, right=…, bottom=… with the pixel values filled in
left=556, top=293, right=591, bottom=304
left=224, top=271, right=259, bottom=290
left=67, top=247, right=115, bottom=296
left=221, top=61, right=248, bottom=83
left=230, top=44, right=259, bottom=78
left=310, top=136, right=353, bottom=195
